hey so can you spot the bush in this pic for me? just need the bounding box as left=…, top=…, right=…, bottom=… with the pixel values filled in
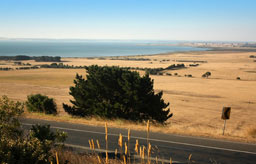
left=63, top=65, right=172, bottom=123
left=0, top=96, right=24, bottom=140
left=30, top=124, right=67, bottom=143
left=202, top=71, right=211, bottom=78
left=166, top=73, right=172, bottom=76
left=0, top=96, right=67, bottom=164
left=26, top=94, right=57, bottom=114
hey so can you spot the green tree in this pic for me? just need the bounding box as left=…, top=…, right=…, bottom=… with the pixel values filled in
left=63, top=65, right=172, bottom=123
left=26, top=94, right=57, bottom=115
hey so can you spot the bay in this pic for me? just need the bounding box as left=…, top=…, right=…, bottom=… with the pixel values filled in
left=0, top=40, right=207, bottom=57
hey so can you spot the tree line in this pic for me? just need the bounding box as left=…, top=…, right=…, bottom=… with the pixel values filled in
left=0, top=55, right=61, bottom=62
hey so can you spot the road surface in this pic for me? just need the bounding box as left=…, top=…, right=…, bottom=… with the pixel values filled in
left=21, top=118, right=256, bottom=164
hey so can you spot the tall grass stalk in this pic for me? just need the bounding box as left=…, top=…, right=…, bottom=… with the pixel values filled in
left=147, top=120, right=150, bottom=150
left=105, top=122, right=109, bottom=164
left=125, top=142, right=128, bottom=155
left=55, top=152, right=59, bottom=164
left=106, top=151, right=109, bottom=164
left=118, top=133, right=123, bottom=158
left=97, top=155, right=102, bottom=164
left=123, top=155, right=127, bottom=164
left=148, top=143, right=152, bottom=164
left=91, top=139, right=95, bottom=150
left=134, top=139, right=139, bottom=155
left=142, top=146, right=145, bottom=164
left=88, top=140, right=92, bottom=149
left=115, top=149, right=118, bottom=159
left=128, top=128, right=131, bottom=163
left=96, top=139, right=101, bottom=149
left=188, top=154, right=192, bottom=164
left=105, top=122, right=108, bottom=152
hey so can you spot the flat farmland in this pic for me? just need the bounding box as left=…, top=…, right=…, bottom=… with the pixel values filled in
left=1, top=51, right=256, bottom=142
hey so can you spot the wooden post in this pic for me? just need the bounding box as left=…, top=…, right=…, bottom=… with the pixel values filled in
left=223, top=119, right=226, bottom=135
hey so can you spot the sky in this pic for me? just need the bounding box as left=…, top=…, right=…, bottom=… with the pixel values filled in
left=0, top=0, right=256, bottom=42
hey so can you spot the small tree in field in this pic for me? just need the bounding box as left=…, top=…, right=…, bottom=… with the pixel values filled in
left=26, top=94, right=57, bottom=115
left=63, top=65, right=172, bottom=123
left=202, top=71, right=211, bottom=78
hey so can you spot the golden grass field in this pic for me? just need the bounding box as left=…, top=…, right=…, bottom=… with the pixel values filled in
left=0, top=50, right=256, bottom=142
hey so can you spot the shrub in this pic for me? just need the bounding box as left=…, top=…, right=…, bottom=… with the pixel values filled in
left=237, top=77, right=241, bottom=80
left=0, top=96, right=67, bottom=164
left=1, top=124, right=66, bottom=164
left=26, top=94, right=57, bottom=114
left=63, top=65, right=172, bottom=123
left=166, top=73, right=172, bottom=76
left=0, top=96, right=24, bottom=140
left=202, top=71, right=211, bottom=78
left=30, top=124, right=67, bottom=143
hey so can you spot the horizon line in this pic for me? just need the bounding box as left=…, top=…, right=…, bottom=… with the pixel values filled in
left=0, top=37, right=255, bottom=43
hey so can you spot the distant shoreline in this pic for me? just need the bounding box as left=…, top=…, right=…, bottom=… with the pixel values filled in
left=0, top=40, right=208, bottom=58
left=1, top=39, right=256, bottom=59
left=2, top=48, right=256, bottom=61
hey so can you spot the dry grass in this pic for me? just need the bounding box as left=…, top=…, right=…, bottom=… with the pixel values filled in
left=247, top=127, right=256, bottom=138
left=53, top=121, right=183, bottom=164
left=55, top=149, right=122, bottom=164
left=1, top=50, right=256, bottom=142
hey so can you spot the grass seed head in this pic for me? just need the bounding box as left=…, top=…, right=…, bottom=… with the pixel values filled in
left=88, top=140, right=92, bottom=149
left=134, top=139, right=139, bottom=154
left=91, top=139, right=95, bottom=150
left=125, top=142, right=128, bottom=155
left=115, top=149, right=118, bottom=156
left=148, top=142, right=152, bottom=157
left=140, top=146, right=142, bottom=158
left=128, top=128, right=131, bottom=141
left=142, top=146, right=145, bottom=159
left=105, top=122, right=108, bottom=134
left=105, top=122, right=108, bottom=141
left=118, top=133, right=123, bottom=147
left=188, top=154, right=192, bottom=161
left=147, top=120, right=150, bottom=133
left=96, top=139, right=100, bottom=149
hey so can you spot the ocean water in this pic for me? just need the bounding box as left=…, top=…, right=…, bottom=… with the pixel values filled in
left=0, top=40, right=207, bottom=57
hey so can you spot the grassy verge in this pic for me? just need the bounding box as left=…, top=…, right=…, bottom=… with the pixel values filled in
left=24, top=112, right=256, bottom=144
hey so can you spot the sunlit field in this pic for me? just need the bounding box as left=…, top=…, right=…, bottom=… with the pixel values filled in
left=1, top=50, right=256, bottom=142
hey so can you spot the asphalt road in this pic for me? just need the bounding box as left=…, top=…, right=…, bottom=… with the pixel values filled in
left=21, top=118, right=256, bottom=164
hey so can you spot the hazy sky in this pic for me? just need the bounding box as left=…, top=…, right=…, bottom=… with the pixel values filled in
left=0, top=0, right=255, bottom=41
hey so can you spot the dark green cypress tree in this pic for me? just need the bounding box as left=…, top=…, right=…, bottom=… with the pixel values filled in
left=63, top=65, right=172, bottom=123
